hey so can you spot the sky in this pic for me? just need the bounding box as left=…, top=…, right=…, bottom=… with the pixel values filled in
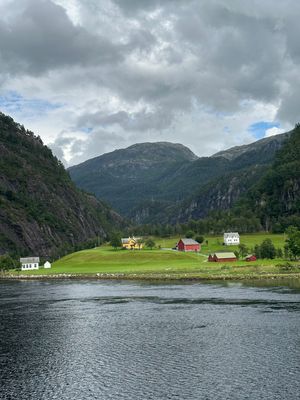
left=0, top=0, right=298, bottom=166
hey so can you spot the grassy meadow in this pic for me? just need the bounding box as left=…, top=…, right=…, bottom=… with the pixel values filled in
left=10, top=233, right=300, bottom=280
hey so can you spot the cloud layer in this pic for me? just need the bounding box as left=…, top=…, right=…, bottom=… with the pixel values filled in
left=0, top=0, right=298, bottom=165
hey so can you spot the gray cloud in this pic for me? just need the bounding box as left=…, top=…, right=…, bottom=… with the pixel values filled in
left=112, top=0, right=184, bottom=13
left=49, top=127, right=127, bottom=166
left=0, top=0, right=124, bottom=75
left=0, top=0, right=299, bottom=164
left=77, top=108, right=173, bottom=132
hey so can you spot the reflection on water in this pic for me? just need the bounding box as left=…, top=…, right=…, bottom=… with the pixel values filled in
left=0, top=280, right=300, bottom=400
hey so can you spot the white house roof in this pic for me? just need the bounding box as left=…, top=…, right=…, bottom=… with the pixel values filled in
left=224, top=232, right=240, bottom=237
left=180, top=238, right=199, bottom=245
left=20, top=257, right=40, bottom=263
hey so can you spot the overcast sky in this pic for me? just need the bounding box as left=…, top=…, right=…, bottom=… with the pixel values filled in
left=0, top=0, right=298, bottom=165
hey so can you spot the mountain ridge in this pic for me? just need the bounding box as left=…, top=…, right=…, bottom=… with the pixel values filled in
left=69, top=132, right=290, bottom=221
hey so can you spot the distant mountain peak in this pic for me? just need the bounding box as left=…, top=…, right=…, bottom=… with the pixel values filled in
left=212, top=131, right=291, bottom=161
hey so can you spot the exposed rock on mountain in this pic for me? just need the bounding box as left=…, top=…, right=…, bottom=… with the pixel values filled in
left=0, top=112, right=123, bottom=257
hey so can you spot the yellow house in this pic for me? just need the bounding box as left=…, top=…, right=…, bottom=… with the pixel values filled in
left=121, top=237, right=143, bottom=249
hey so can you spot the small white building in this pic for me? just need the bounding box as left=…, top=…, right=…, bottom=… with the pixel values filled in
left=223, top=232, right=240, bottom=246
left=20, top=257, right=40, bottom=271
left=44, top=261, right=51, bottom=269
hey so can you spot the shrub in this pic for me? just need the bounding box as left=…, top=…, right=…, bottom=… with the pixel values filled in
left=0, top=254, right=16, bottom=271
left=195, top=235, right=204, bottom=244
left=185, top=230, right=194, bottom=238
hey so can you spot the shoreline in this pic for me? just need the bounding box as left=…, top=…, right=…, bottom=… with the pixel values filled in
left=2, top=272, right=300, bottom=282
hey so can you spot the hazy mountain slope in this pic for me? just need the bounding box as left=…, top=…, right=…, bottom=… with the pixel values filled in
left=0, top=112, right=123, bottom=258
left=69, top=142, right=200, bottom=214
left=69, top=131, right=290, bottom=222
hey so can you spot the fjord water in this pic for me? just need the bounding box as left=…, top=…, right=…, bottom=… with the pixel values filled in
left=1, top=281, right=300, bottom=400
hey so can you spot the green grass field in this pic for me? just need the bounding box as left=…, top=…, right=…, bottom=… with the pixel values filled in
left=10, top=233, right=300, bottom=280
left=156, top=233, right=286, bottom=253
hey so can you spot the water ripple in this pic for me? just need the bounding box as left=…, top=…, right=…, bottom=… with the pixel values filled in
left=1, top=281, right=300, bottom=400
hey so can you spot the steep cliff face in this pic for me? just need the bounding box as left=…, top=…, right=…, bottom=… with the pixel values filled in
left=171, top=166, right=265, bottom=223
left=129, top=165, right=265, bottom=224
left=0, top=112, right=123, bottom=257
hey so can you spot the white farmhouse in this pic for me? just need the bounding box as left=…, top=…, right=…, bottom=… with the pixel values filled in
left=20, top=257, right=40, bottom=271
left=44, top=261, right=51, bottom=269
left=223, top=232, right=240, bottom=246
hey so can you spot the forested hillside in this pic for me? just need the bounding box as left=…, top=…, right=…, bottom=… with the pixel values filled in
left=70, top=133, right=289, bottom=222
left=0, top=112, right=123, bottom=258
left=241, top=124, right=300, bottom=232
left=132, top=125, right=299, bottom=236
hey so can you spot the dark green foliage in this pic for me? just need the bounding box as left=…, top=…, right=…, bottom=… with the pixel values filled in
left=0, top=254, right=16, bottom=271
left=254, top=244, right=261, bottom=259
left=195, top=235, right=204, bottom=244
left=145, top=238, right=156, bottom=249
left=110, top=233, right=122, bottom=249
left=238, top=244, right=249, bottom=258
left=276, top=248, right=283, bottom=258
left=234, top=250, right=239, bottom=259
left=259, top=239, right=276, bottom=259
left=284, top=226, right=300, bottom=260
left=185, top=230, right=194, bottom=238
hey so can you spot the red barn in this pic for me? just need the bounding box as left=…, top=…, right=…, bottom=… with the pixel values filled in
left=245, top=255, right=257, bottom=262
left=177, top=238, right=200, bottom=252
left=208, top=252, right=237, bottom=262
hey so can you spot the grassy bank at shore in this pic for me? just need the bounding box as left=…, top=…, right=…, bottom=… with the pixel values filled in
left=6, top=233, right=300, bottom=280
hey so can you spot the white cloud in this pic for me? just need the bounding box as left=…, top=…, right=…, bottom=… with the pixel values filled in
left=265, top=126, right=286, bottom=138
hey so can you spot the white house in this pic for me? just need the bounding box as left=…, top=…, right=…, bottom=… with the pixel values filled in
left=44, top=261, right=51, bottom=269
left=20, top=257, right=40, bottom=271
left=223, top=232, right=240, bottom=246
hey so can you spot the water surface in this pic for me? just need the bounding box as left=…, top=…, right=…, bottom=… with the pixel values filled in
left=1, top=280, right=300, bottom=399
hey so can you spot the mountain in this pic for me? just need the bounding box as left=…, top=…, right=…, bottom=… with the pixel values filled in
left=69, top=133, right=290, bottom=223
left=69, top=142, right=199, bottom=215
left=212, top=132, right=290, bottom=162
left=0, top=112, right=123, bottom=258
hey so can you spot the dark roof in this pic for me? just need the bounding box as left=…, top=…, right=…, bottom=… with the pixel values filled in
left=180, top=238, right=200, bottom=245
left=20, top=257, right=40, bottom=263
